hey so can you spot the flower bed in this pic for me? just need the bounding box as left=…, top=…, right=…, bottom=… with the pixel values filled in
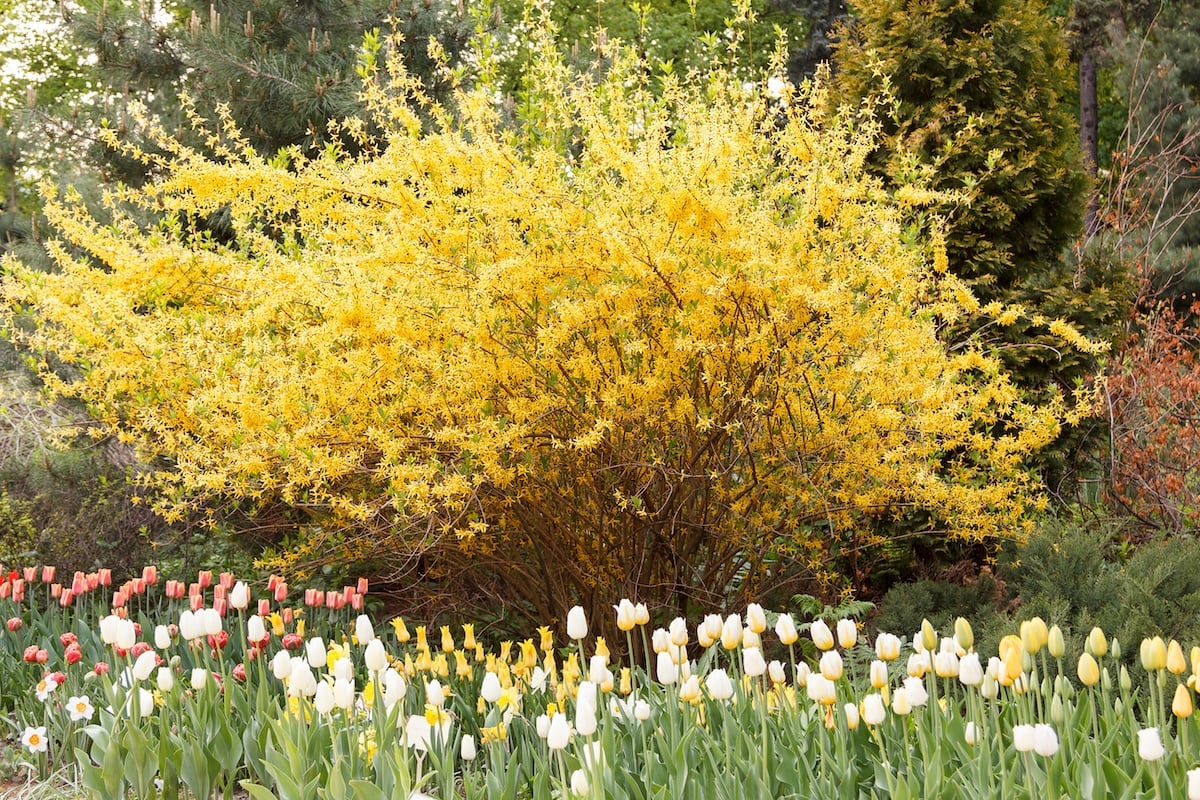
left=2, top=566, right=1199, bottom=799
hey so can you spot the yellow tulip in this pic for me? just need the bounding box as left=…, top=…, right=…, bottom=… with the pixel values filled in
left=440, top=625, right=454, bottom=653
left=391, top=617, right=409, bottom=643
left=1078, top=653, right=1100, bottom=687
left=539, top=626, right=554, bottom=653
left=462, top=623, right=476, bottom=651
left=1174, top=684, right=1194, bottom=719
left=1020, top=618, right=1047, bottom=655
left=1087, top=627, right=1107, bottom=658
left=1140, top=637, right=1167, bottom=672
left=1168, top=640, right=1187, bottom=675
left=415, top=625, right=428, bottom=652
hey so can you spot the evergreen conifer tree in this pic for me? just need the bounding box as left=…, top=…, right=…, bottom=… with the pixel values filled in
left=831, top=0, right=1130, bottom=491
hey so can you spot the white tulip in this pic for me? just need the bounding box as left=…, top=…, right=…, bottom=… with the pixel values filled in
left=229, top=581, right=249, bottom=611
left=706, top=668, right=734, bottom=701
left=743, top=646, right=767, bottom=677
left=566, top=606, right=588, bottom=640
left=836, top=619, right=857, bottom=649
left=132, top=651, right=158, bottom=682
left=314, top=681, right=335, bottom=715
left=306, top=636, right=326, bottom=669
left=355, top=614, right=375, bottom=645
left=365, top=639, right=388, bottom=672
left=547, top=713, right=571, bottom=750
left=481, top=672, right=502, bottom=704
left=862, top=694, right=886, bottom=726
left=1138, top=727, right=1165, bottom=761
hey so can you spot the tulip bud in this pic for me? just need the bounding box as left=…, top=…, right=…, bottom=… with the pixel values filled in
left=1168, top=640, right=1187, bottom=675
left=741, top=627, right=760, bottom=651
left=566, top=606, right=588, bottom=640
left=333, top=677, right=355, bottom=710
left=1120, top=665, right=1132, bottom=691
left=1050, top=694, right=1064, bottom=725
left=920, top=619, right=937, bottom=653
left=156, top=666, right=174, bottom=692
left=768, top=660, right=787, bottom=685
left=836, top=619, right=857, bottom=650
left=634, top=603, right=650, bottom=626
left=1078, top=653, right=1100, bottom=687
left=481, top=672, right=502, bottom=703
left=891, top=687, right=912, bottom=716
left=1175, top=684, right=1194, bottom=719
left=964, top=721, right=978, bottom=745
left=1047, top=626, right=1065, bottom=659
left=461, top=734, right=477, bottom=762
left=191, top=668, right=208, bottom=690
left=954, top=617, right=974, bottom=652
left=1087, top=627, right=1107, bottom=658
left=981, top=673, right=999, bottom=700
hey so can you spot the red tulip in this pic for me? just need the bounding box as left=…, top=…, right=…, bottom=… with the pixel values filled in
left=65, top=643, right=83, bottom=664
left=282, top=633, right=304, bottom=651
left=142, top=565, right=158, bottom=585
left=22, top=567, right=35, bottom=582
left=22, top=645, right=40, bottom=662
left=41, top=565, right=55, bottom=583
left=94, top=662, right=110, bottom=675
left=5, top=617, right=21, bottom=632
left=98, top=568, right=112, bottom=587
left=198, top=570, right=213, bottom=589
left=232, top=663, right=247, bottom=682
left=35, top=648, right=49, bottom=664
left=357, top=577, right=369, bottom=595
left=60, top=632, right=77, bottom=646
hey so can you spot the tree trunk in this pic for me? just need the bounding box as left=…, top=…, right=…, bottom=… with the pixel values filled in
left=1080, top=46, right=1100, bottom=234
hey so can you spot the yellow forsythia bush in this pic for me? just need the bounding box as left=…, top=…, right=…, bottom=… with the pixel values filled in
left=1, top=23, right=1089, bottom=625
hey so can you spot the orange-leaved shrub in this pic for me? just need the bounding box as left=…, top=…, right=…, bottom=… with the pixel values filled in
left=0, top=22, right=1098, bottom=627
